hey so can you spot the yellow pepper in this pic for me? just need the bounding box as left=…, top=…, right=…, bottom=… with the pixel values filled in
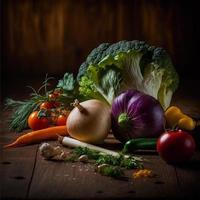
left=165, top=106, right=196, bottom=131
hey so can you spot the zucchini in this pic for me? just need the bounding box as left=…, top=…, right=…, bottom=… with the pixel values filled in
left=123, top=138, right=157, bottom=153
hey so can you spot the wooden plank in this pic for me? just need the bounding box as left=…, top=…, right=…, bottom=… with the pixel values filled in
left=132, top=154, right=182, bottom=199
left=2, top=95, right=200, bottom=200
left=175, top=152, right=200, bottom=198
left=0, top=128, right=38, bottom=200
left=28, top=140, right=181, bottom=199
left=29, top=154, right=134, bottom=199
left=29, top=141, right=138, bottom=199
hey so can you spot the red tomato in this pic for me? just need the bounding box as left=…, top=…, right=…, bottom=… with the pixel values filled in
left=53, top=101, right=61, bottom=108
left=56, top=115, right=67, bottom=126
left=40, top=102, right=55, bottom=110
left=157, top=130, right=196, bottom=164
left=48, top=93, right=60, bottom=100
left=48, top=93, right=56, bottom=100
left=28, top=111, right=49, bottom=130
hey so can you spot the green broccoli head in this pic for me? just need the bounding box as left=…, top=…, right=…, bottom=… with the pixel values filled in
left=77, top=43, right=110, bottom=80
left=78, top=40, right=179, bottom=109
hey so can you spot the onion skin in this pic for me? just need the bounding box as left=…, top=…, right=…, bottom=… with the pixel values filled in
left=111, top=90, right=165, bottom=143
left=67, top=99, right=111, bottom=144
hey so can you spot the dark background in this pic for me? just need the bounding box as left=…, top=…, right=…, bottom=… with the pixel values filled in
left=1, top=0, right=200, bottom=102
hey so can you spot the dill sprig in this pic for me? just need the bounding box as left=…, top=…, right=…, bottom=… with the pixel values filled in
left=5, top=75, right=54, bottom=132
left=5, top=98, right=40, bottom=132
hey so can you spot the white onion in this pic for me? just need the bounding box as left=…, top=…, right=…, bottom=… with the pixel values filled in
left=67, top=99, right=111, bottom=144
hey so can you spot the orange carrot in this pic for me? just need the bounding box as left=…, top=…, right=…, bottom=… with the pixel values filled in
left=4, top=126, right=68, bottom=148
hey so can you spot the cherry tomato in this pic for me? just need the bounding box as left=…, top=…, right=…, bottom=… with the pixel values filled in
left=28, top=111, right=49, bottom=130
left=48, top=93, right=60, bottom=100
left=53, top=101, right=61, bottom=108
left=157, top=130, right=196, bottom=164
left=56, top=114, right=67, bottom=126
left=40, top=102, right=55, bottom=110
left=49, top=93, right=56, bottom=100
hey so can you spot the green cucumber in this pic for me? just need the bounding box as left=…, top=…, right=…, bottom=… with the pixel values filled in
left=123, top=138, right=157, bottom=153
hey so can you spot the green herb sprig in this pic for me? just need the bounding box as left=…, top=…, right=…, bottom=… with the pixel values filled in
left=67, top=147, right=143, bottom=177
left=5, top=76, right=54, bottom=132
left=97, top=165, right=123, bottom=177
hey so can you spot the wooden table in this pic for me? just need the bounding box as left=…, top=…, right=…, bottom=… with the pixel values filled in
left=1, top=81, right=200, bottom=200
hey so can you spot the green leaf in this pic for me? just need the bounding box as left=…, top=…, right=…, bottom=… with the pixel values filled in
left=57, top=73, right=76, bottom=91
left=79, top=64, right=122, bottom=105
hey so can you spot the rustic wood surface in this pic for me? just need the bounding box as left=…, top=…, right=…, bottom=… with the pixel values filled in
left=1, top=88, right=200, bottom=200
left=1, top=81, right=200, bottom=199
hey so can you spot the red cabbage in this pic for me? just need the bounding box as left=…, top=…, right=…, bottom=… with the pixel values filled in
left=111, top=89, right=165, bottom=143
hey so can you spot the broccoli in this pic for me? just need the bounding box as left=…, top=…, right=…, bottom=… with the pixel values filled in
left=77, top=43, right=111, bottom=81
left=77, top=40, right=179, bottom=109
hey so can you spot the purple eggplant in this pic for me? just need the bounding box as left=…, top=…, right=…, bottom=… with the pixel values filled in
left=111, top=89, right=165, bottom=143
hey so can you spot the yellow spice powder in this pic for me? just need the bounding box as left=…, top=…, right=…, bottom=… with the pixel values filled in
left=133, top=169, right=154, bottom=179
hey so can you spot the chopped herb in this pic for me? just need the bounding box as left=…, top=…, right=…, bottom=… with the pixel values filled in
left=120, top=156, right=143, bottom=169
left=64, top=154, right=79, bottom=162
left=72, top=146, right=100, bottom=160
left=97, top=165, right=123, bottom=177
left=66, top=146, right=143, bottom=177
left=96, top=154, right=121, bottom=166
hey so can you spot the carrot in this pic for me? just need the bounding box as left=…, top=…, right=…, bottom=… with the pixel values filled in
left=4, top=126, right=68, bottom=148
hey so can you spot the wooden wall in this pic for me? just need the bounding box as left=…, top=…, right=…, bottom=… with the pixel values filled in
left=2, top=0, right=199, bottom=81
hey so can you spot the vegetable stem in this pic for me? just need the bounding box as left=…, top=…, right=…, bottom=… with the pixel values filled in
left=58, top=136, right=143, bottom=161
left=59, top=136, right=119, bottom=156
left=71, top=99, right=85, bottom=112
left=118, top=113, right=130, bottom=128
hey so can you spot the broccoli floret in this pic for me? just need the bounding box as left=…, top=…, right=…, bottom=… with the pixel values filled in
left=77, top=43, right=111, bottom=81
left=77, top=40, right=179, bottom=109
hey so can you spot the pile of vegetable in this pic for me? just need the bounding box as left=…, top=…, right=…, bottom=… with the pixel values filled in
left=6, top=40, right=179, bottom=132
left=6, top=78, right=70, bottom=132
left=4, top=40, right=200, bottom=177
